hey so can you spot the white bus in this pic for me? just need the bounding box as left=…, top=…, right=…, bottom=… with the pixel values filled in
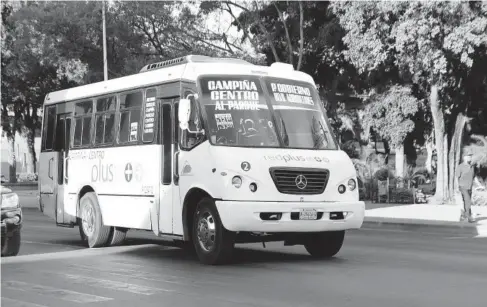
left=38, top=55, right=364, bottom=265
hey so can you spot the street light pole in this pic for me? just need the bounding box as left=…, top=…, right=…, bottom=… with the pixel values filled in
left=102, top=0, right=108, bottom=81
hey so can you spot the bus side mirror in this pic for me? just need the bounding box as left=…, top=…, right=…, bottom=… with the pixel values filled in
left=179, top=99, right=191, bottom=130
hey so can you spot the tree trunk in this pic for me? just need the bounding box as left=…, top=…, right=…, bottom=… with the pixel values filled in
left=443, top=134, right=450, bottom=201
left=26, top=127, right=37, bottom=173
left=430, top=85, right=447, bottom=203
left=297, top=1, right=304, bottom=71
left=273, top=2, right=293, bottom=66
left=425, top=136, right=433, bottom=174
left=448, top=113, right=467, bottom=202
left=8, top=134, right=17, bottom=183
left=395, top=144, right=405, bottom=179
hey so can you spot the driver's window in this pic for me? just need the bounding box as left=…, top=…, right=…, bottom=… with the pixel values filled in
left=180, top=90, right=205, bottom=150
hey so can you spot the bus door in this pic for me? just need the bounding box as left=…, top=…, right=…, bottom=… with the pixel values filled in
left=54, top=113, right=73, bottom=226
left=158, top=97, right=181, bottom=235
left=39, top=106, right=58, bottom=220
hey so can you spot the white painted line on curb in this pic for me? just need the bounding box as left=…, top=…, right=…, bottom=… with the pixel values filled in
left=0, top=244, right=160, bottom=265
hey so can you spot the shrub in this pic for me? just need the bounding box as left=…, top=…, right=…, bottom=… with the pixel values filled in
left=473, top=179, right=487, bottom=206
left=17, top=173, right=38, bottom=182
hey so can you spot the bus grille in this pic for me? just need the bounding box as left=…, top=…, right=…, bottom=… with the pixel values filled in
left=269, top=167, right=330, bottom=195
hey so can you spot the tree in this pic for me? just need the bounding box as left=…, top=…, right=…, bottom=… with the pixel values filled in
left=362, top=85, right=421, bottom=178
left=2, top=1, right=87, bottom=174
left=331, top=1, right=487, bottom=204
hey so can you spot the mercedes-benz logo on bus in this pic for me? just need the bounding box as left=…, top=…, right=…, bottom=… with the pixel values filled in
left=295, top=175, right=307, bottom=190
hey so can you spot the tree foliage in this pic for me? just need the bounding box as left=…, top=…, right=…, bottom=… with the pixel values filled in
left=362, top=86, right=421, bottom=149
left=331, top=0, right=487, bottom=203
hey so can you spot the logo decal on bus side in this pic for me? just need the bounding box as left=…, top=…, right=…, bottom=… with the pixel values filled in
left=125, top=163, right=133, bottom=182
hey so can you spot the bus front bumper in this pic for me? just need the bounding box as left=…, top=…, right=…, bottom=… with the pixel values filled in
left=215, top=200, right=365, bottom=233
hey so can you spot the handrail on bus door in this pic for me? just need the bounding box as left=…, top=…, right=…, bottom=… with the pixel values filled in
left=48, top=157, right=54, bottom=180
left=173, top=150, right=180, bottom=183
left=64, top=155, right=70, bottom=181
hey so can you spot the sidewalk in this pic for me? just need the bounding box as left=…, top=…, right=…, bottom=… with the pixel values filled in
left=364, top=201, right=487, bottom=237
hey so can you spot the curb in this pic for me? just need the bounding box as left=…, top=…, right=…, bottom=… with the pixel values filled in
left=362, top=217, right=487, bottom=236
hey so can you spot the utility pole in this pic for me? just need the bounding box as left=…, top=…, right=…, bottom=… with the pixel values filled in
left=102, top=0, right=108, bottom=81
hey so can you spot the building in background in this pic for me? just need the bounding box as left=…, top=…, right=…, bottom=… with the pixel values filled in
left=0, top=128, right=41, bottom=182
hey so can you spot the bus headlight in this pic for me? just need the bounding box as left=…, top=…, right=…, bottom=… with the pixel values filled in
left=1, top=192, right=19, bottom=209
left=232, top=176, right=242, bottom=188
left=338, top=185, right=346, bottom=194
left=348, top=179, right=357, bottom=191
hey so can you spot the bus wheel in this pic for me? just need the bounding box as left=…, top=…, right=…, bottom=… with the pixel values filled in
left=192, top=198, right=235, bottom=265
left=77, top=217, right=88, bottom=246
left=79, top=192, right=111, bottom=248
left=107, top=227, right=127, bottom=246
left=303, top=231, right=345, bottom=258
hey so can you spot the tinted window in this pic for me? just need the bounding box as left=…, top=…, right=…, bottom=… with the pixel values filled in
left=74, top=100, right=93, bottom=115
left=72, top=100, right=93, bottom=148
left=43, top=106, right=56, bottom=150
left=94, top=96, right=116, bottom=145
left=118, top=91, right=142, bottom=144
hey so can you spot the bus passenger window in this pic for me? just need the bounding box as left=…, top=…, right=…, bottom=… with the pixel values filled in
left=42, top=106, right=56, bottom=151
left=180, top=94, right=204, bottom=150
left=73, top=100, right=93, bottom=147
left=94, top=96, right=116, bottom=145
left=73, top=118, right=82, bottom=146
left=118, top=91, right=142, bottom=143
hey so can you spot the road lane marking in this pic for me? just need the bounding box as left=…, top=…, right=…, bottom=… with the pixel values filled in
left=50, top=272, right=174, bottom=295
left=68, top=264, right=186, bottom=285
left=1, top=281, right=112, bottom=303
left=1, top=244, right=160, bottom=265
left=67, top=263, right=226, bottom=288
left=1, top=297, right=49, bottom=307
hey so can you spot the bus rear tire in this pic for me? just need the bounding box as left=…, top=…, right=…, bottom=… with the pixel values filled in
left=108, top=227, right=127, bottom=246
left=79, top=192, right=111, bottom=248
left=78, top=217, right=88, bottom=245
left=192, top=198, right=235, bottom=265
left=303, top=230, right=345, bottom=258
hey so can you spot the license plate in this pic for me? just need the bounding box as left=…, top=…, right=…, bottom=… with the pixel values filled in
left=299, top=209, right=318, bottom=220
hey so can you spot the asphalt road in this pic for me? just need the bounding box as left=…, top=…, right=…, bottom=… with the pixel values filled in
left=2, top=208, right=487, bottom=307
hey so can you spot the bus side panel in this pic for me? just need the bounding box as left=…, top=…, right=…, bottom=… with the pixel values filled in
left=39, top=151, right=59, bottom=220
left=67, top=146, right=160, bottom=231
left=98, top=195, right=153, bottom=230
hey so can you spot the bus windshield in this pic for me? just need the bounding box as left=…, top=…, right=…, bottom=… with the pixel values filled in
left=198, top=75, right=337, bottom=150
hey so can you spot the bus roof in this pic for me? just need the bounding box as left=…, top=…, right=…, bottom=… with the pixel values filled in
left=43, top=55, right=315, bottom=105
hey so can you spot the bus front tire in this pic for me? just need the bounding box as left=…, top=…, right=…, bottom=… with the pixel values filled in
left=192, top=198, right=235, bottom=265
left=303, top=230, right=345, bottom=258
left=79, top=192, right=111, bottom=248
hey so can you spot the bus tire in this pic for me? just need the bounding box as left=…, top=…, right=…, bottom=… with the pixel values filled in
left=107, top=227, right=127, bottom=246
left=303, top=230, right=345, bottom=258
left=79, top=192, right=111, bottom=248
left=78, top=217, right=88, bottom=245
left=192, top=197, right=235, bottom=265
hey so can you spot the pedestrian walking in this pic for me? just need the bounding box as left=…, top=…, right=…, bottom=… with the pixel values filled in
left=457, top=150, right=476, bottom=223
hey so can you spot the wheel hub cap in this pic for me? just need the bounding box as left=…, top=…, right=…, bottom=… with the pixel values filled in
left=197, top=212, right=216, bottom=252
left=81, top=202, right=95, bottom=237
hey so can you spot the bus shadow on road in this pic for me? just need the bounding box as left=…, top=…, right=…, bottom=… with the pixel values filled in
left=116, top=243, right=349, bottom=266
